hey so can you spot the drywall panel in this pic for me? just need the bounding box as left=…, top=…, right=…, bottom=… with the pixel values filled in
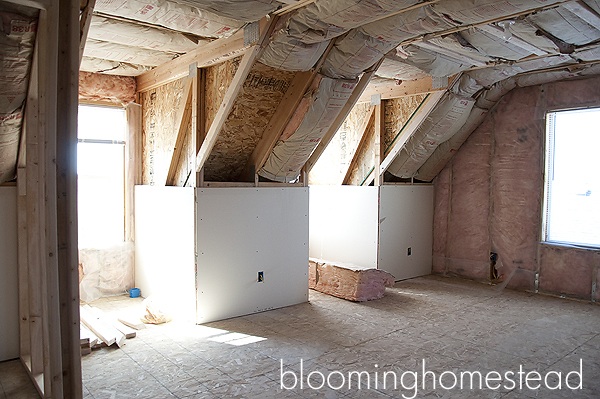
left=196, top=188, right=308, bottom=323
left=379, top=185, right=433, bottom=280
left=134, top=186, right=196, bottom=321
left=309, top=186, right=379, bottom=268
left=0, top=187, right=18, bottom=361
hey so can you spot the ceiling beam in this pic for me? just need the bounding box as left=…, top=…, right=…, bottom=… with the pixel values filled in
left=358, top=75, right=451, bottom=103
left=79, top=0, right=95, bottom=66
left=195, top=17, right=278, bottom=173
left=136, top=17, right=271, bottom=92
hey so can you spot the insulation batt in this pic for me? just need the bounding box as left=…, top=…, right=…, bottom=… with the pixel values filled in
left=88, top=15, right=202, bottom=54
left=360, top=6, right=456, bottom=43
left=309, top=260, right=395, bottom=302
left=433, top=0, right=563, bottom=25
left=460, top=28, right=534, bottom=61
left=79, top=72, right=137, bottom=105
left=174, top=0, right=283, bottom=22
left=297, top=0, right=419, bottom=31
left=94, top=0, right=242, bottom=38
left=84, top=38, right=176, bottom=67
left=259, top=75, right=356, bottom=182
left=527, top=4, right=600, bottom=46
left=321, top=29, right=397, bottom=79
left=0, top=5, right=37, bottom=183
left=399, top=44, right=475, bottom=77
left=376, top=55, right=429, bottom=81
left=387, top=94, right=475, bottom=178
left=80, top=56, right=153, bottom=76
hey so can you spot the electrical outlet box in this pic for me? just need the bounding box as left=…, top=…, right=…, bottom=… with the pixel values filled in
left=257, top=271, right=264, bottom=282
left=407, top=247, right=412, bottom=256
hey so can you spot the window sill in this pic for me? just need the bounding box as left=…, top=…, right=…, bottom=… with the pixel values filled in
left=540, top=241, right=600, bottom=252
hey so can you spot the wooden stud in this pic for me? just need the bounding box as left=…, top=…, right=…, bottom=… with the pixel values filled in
left=342, top=106, right=376, bottom=185
left=165, top=77, right=193, bottom=186
left=17, top=167, right=30, bottom=362
left=195, top=16, right=278, bottom=173
left=125, top=103, right=141, bottom=242
left=304, top=60, right=383, bottom=173
left=374, top=103, right=385, bottom=186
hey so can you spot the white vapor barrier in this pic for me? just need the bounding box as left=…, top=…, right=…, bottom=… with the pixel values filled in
left=80, top=56, right=153, bottom=76
left=309, top=186, right=379, bottom=269
left=321, top=29, right=396, bottom=79
left=283, top=11, right=346, bottom=44
left=79, top=243, right=134, bottom=303
left=88, top=15, right=201, bottom=53
left=196, top=188, right=308, bottom=323
left=400, top=45, right=474, bottom=77
left=175, top=0, right=283, bottom=21
left=259, top=34, right=330, bottom=71
left=528, top=4, right=600, bottom=46
left=0, top=187, right=18, bottom=361
left=83, top=39, right=176, bottom=67
left=433, top=0, right=562, bottom=25
left=416, top=106, right=488, bottom=181
left=259, top=76, right=357, bottom=182
left=360, top=6, right=456, bottom=43
left=95, top=0, right=242, bottom=38
left=460, top=27, right=533, bottom=60
left=452, top=74, right=485, bottom=97
left=388, top=94, right=475, bottom=178
left=585, top=0, right=600, bottom=14
left=378, top=185, right=433, bottom=281
left=574, top=44, right=600, bottom=61
left=376, top=55, right=429, bottom=81
left=422, top=35, right=492, bottom=64
left=135, top=186, right=196, bottom=322
left=296, top=0, right=419, bottom=31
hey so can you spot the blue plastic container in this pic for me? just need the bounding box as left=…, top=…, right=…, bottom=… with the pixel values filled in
left=129, top=287, right=141, bottom=298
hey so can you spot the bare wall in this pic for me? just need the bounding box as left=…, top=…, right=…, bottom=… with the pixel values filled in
left=433, top=76, right=600, bottom=300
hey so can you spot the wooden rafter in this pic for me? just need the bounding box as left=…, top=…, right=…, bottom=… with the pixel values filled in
left=342, top=106, right=375, bottom=185
left=136, top=17, right=272, bottom=93
left=195, top=16, right=278, bottom=173
left=373, top=102, right=385, bottom=186
left=242, top=40, right=336, bottom=181
left=79, top=0, right=95, bottom=65
left=304, top=59, right=383, bottom=173
left=165, top=76, right=193, bottom=186
left=379, top=91, right=446, bottom=175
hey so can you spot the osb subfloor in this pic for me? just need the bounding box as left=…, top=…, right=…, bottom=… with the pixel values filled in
left=6, top=275, right=600, bottom=398
left=0, top=360, right=39, bottom=399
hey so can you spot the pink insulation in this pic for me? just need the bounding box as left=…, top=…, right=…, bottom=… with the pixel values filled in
left=79, top=72, right=136, bottom=105
left=433, top=76, right=600, bottom=300
left=309, top=260, right=395, bottom=302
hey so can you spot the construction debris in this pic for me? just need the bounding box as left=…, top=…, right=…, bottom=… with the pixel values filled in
left=79, top=305, right=138, bottom=354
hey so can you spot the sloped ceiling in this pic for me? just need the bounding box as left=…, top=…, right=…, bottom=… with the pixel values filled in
left=75, top=0, right=600, bottom=184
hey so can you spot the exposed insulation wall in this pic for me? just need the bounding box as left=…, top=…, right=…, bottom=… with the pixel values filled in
left=204, top=62, right=295, bottom=181
left=309, top=102, right=372, bottom=185
left=433, top=76, right=600, bottom=300
left=79, top=71, right=136, bottom=105
left=383, top=95, right=427, bottom=154
left=141, top=78, right=188, bottom=186
left=345, top=115, right=376, bottom=186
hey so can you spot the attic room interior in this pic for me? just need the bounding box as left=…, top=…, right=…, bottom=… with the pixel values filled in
left=0, top=0, right=600, bottom=397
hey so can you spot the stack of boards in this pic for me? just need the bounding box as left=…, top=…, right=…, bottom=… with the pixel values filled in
left=79, top=305, right=145, bottom=355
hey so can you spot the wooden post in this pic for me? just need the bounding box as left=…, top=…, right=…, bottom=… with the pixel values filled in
left=125, top=103, right=141, bottom=242
left=374, top=102, right=384, bottom=186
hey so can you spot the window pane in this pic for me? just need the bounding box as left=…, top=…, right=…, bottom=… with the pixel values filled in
left=545, top=108, right=600, bottom=247
left=78, top=105, right=126, bottom=141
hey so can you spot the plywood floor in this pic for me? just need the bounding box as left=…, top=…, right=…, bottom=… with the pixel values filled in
left=5, top=275, right=600, bottom=398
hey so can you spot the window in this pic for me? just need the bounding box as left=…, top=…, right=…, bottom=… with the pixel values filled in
left=77, top=105, right=126, bottom=248
left=543, top=107, right=600, bottom=248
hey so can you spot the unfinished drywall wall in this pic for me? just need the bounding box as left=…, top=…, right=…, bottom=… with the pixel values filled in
left=378, top=185, right=433, bottom=280
left=196, top=187, right=309, bottom=323
left=79, top=72, right=136, bottom=105
left=309, top=186, right=379, bottom=268
left=134, top=186, right=196, bottom=321
left=308, top=102, right=372, bottom=185
left=141, top=78, right=190, bottom=186
left=204, top=62, right=295, bottom=181
left=433, top=76, right=600, bottom=299
left=0, top=186, right=18, bottom=361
